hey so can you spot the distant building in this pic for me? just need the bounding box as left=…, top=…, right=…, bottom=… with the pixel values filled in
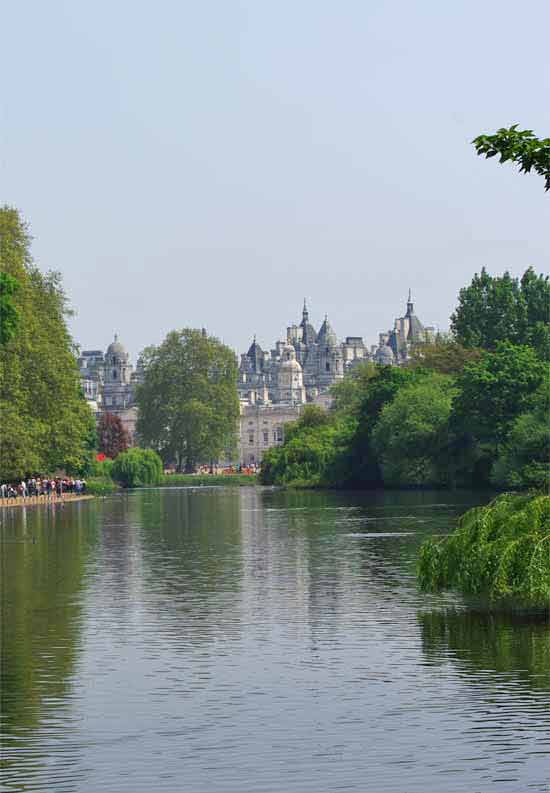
left=78, top=292, right=434, bottom=465
left=239, top=403, right=303, bottom=468
left=237, top=301, right=369, bottom=464
left=372, top=291, right=435, bottom=365
left=238, top=300, right=367, bottom=407
left=78, top=335, right=142, bottom=444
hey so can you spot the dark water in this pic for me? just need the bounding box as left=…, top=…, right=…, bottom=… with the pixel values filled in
left=1, top=487, right=549, bottom=792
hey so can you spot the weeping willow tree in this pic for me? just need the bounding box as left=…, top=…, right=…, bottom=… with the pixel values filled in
left=418, top=494, right=550, bottom=608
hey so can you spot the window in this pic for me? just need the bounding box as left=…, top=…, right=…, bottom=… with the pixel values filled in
left=248, top=433, right=254, bottom=444
left=263, top=431, right=269, bottom=444
left=326, top=362, right=330, bottom=372
left=276, top=426, right=283, bottom=442
left=113, top=369, right=118, bottom=379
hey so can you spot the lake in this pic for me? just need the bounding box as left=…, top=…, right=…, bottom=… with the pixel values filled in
left=1, top=487, right=549, bottom=792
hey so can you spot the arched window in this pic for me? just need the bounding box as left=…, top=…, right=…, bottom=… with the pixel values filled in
left=113, top=369, right=117, bottom=379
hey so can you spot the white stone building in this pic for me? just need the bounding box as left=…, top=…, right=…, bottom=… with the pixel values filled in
left=78, top=335, right=141, bottom=445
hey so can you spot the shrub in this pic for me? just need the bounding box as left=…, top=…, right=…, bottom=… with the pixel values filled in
left=87, top=457, right=115, bottom=478
left=86, top=476, right=117, bottom=495
left=111, top=448, right=163, bottom=488
left=418, top=493, right=550, bottom=608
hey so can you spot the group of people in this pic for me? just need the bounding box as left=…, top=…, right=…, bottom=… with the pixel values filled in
left=0, top=477, right=87, bottom=500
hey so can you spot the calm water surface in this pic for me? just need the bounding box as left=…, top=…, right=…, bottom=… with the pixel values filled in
left=1, top=487, right=549, bottom=792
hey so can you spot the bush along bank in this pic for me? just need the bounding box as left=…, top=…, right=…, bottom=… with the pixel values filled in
left=417, top=493, right=550, bottom=611
left=159, top=473, right=257, bottom=487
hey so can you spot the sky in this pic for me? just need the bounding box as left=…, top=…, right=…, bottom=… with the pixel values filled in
left=2, top=0, right=549, bottom=361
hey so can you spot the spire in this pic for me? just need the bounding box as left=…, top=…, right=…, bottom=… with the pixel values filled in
left=302, top=298, right=309, bottom=321
left=406, top=289, right=414, bottom=314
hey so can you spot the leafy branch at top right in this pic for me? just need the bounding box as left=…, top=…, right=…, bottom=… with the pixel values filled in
left=473, top=125, right=550, bottom=191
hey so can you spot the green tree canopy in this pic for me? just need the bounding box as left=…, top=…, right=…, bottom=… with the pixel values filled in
left=0, top=207, right=96, bottom=479
left=371, top=373, right=456, bottom=487
left=451, top=266, right=550, bottom=354
left=136, top=329, right=239, bottom=471
left=473, top=125, right=550, bottom=191
left=0, top=271, right=20, bottom=345
left=418, top=494, right=550, bottom=608
left=452, top=342, right=547, bottom=448
left=409, top=339, right=482, bottom=375
left=111, top=448, right=163, bottom=487
left=491, top=385, right=550, bottom=491
left=260, top=409, right=353, bottom=487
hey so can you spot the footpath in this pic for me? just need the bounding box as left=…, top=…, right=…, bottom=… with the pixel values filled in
left=0, top=494, right=95, bottom=509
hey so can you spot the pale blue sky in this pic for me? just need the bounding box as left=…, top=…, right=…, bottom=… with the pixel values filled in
left=2, top=0, right=549, bottom=360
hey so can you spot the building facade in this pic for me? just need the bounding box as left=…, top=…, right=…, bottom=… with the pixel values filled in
left=78, top=335, right=141, bottom=444
left=371, top=291, right=436, bottom=365
left=238, top=301, right=368, bottom=407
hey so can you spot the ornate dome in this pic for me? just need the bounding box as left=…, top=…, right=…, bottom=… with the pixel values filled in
left=106, top=334, right=127, bottom=357
left=280, top=344, right=302, bottom=371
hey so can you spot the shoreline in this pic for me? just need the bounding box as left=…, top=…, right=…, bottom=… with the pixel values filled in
left=0, top=494, right=95, bottom=510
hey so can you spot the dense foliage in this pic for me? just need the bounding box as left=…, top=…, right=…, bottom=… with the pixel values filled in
left=136, top=329, right=239, bottom=471
left=418, top=494, right=550, bottom=608
left=260, top=406, right=354, bottom=487
left=473, top=125, right=550, bottom=191
left=0, top=207, right=96, bottom=479
left=97, top=412, right=130, bottom=459
left=0, top=271, right=20, bottom=345
left=491, top=386, right=550, bottom=491
left=371, top=374, right=456, bottom=487
left=111, top=448, right=163, bottom=488
left=260, top=265, right=549, bottom=491
left=451, top=267, right=550, bottom=355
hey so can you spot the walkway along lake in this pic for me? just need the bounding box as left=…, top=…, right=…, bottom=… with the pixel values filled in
left=1, top=487, right=549, bottom=792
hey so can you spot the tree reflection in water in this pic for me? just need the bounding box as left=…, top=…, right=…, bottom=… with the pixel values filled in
left=418, top=607, right=550, bottom=690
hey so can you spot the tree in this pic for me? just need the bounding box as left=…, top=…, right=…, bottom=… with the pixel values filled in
left=345, top=365, right=428, bottom=485
left=452, top=342, right=547, bottom=449
left=418, top=493, right=550, bottom=608
left=0, top=207, right=96, bottom=479
left=473, top=125, right=550, bottom=191
left=136, top=329, right=239, bottom=471
left=111, top=448, right=162, bottom=487
left=97, top=412, right=130, bottom=459
left=260, top=412, right=353, bottom=487
left=371, top=374, right=456, bottom=486
left=491, top=385, right=550, bottom=490
left=409, top=339, right=482, bottom=375
left=451, top=267, right=549, bottom=353
left=0, top=271, right=20, bottom=345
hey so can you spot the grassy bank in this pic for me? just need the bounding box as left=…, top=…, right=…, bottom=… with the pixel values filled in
left=159, top=473, right=258, bottom=487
